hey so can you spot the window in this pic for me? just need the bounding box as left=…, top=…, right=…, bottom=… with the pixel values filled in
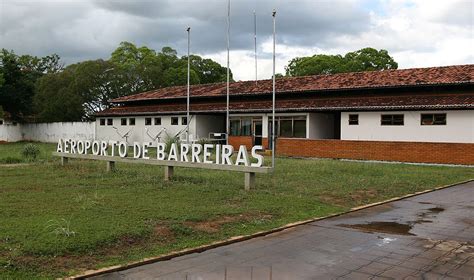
left=241, top=118, right=252, bottom=136
left=129, top=118, right=135, bottom=126
left=121, top=118, right=127, bottom=126
left=293, top=119, right=306, bottom=138
left=421, top=113, right=446, bottom=125
left=348, top=114, right=359, bottom=125
left=229, top=117, right=264, bottom=136
left=145, top=118, right=152, bottom=126
left=182, top=117, right=187, bottom=125
left=269, top=116, right=307, bottom=138
left=99, top=119, right=106, bottom=126
left=280, top=119, right=293, bottom=137
left=171, top=117, right=179, bottom=125
left=154, top=117, right=161, bottom=125
left=381, top=114, right=404, bottom=126
left=107, top=118, right=113, bottom=126
left=230, top=119, right=241, bottom=136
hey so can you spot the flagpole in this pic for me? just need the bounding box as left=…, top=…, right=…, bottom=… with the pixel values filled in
left=271, top=9, right=276, bottom=169
left=226, top=0, right=231, bottom=145
left=254, top=10, right=257, bottom=85
left=186, top=26, right=191, bottom=144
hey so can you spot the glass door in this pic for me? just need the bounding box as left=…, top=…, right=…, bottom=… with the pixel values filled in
left=253, top=120, right=263, bottom=146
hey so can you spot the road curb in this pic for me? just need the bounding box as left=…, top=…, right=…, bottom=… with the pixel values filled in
left=67, top=178, right=473, bottom=279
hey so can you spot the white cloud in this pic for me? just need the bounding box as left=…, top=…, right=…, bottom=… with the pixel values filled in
left=0, top=0, right=472, bottom=80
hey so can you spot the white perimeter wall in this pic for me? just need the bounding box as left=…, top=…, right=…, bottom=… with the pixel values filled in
left=0, top=122, right=95, bottom=143
left=0, top=124, right=22, bottom=142
left=341, top=110, right=474, bottom=143
left=23, top=122, right=95, bottom=142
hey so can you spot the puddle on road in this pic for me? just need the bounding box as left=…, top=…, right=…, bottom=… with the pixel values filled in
left=339, top=222, right=415, bottom=236
left=339, top=207, right=445, bottom=236
left=427, top=207, right=445, bottom=213
left=418, top=206, right=445, bottom=219
left=414, top=219, right=433, bottom=224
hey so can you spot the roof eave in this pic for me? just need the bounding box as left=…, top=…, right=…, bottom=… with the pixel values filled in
left=94, top=104, right=474, bottom=117
left=110, top=81, right=473, bottom=104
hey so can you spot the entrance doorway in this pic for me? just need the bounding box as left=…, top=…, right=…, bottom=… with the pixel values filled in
left=253, top=120, right=263, bottom=146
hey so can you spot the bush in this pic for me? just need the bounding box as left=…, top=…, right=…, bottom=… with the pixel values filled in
left=196, top=138, right=212, bottom=146
left=0, top=156, right=22, bottom=164
left=21, top=143, right=40, bottom=161
left=164, top=135, right=181, bottom=154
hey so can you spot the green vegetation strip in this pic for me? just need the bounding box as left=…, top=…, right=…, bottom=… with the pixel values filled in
left=0, top=142, right=473, bottom=279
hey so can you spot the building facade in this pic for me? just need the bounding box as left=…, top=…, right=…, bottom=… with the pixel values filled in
left=96, top=65, right=474, bottom=165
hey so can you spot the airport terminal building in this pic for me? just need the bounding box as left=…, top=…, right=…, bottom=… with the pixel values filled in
left=96, top=65, right=474, bottom=165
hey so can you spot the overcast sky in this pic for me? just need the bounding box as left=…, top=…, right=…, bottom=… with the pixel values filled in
left=1, top=0, right=472, bottom=81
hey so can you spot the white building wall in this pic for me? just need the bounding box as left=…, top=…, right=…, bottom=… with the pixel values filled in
left=95, top=115, right=198, bottom=145
left=95, top=115, right=228, bottom=144
left=308, top=113, right=335, bottom=139
left=341, top=110, right=474, bottom=143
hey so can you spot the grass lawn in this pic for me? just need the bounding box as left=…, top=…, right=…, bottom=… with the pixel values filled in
left=0, top=142, right=472, bottom=279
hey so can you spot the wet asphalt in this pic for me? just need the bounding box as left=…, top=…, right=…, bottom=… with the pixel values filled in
left=88, top=181, right=474, bottom=280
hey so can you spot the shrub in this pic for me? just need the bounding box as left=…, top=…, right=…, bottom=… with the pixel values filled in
left=0, top=156, right=22, bottom=164
left=196, top=138, right=212, bottom=146
left=21, top=143, right=40, bottom=161
left=164, top=135, right=181, bottom=154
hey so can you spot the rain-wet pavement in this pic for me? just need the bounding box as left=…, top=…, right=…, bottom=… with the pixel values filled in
left=89, top=181, right=474, bottom=279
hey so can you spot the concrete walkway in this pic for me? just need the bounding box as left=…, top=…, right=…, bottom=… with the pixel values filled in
left=90, top=181, right=474, bottom=280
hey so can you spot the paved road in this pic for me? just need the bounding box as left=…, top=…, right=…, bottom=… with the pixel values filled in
left=90, top=181, right=474, bottom=280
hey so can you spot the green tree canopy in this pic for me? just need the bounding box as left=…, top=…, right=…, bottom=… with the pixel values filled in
left=33, top=42, right=232, bottom=121
left=285, top=47, right=398, bottom=77
left=0, top=49, right=63, bottom=120
left=34, top=67, right=84, bottom=122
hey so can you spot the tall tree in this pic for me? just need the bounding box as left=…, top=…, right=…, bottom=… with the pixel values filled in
left=34, top=67, right=84, bottom=122
left=110, top=42, right=164, bottom=93
left=0, top=49, right=63, bottom=120
left=0, top=50, right=36, bottom=120
left=285, top=47, right=398, bottom=77
left=186, top=55, right=230, bottom=84
left=343, top=48, right=398, bottom=72
left=33, top=41, right=232, bottom=122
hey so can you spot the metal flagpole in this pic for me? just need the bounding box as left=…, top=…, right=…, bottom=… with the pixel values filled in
left=254, top=10, right=257, bottom=85
left=226, top=0, right=231, bottom=145
left=186, top=27, right=191, bottom=144
left=272, top=9, right=276, bottom=169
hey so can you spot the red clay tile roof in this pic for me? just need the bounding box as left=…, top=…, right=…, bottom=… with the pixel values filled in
left=111, top=65, right=474, bottom=103
left=97, top=93, right=474, bottom=116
